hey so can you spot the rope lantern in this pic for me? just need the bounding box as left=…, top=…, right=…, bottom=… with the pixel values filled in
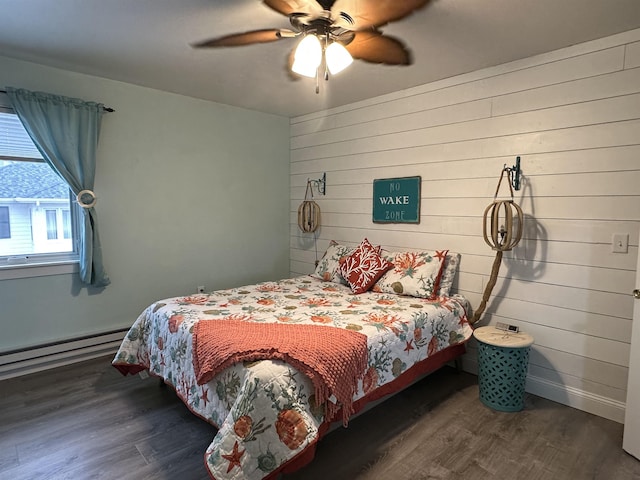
left=470, top=167, right=524, bottom=325
left=297, top=180, right=321, bottom=233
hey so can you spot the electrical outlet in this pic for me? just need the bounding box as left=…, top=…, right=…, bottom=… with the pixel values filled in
left=612, top=233, right=629, bottom=254
left=197, top=285, right=206, bottom=294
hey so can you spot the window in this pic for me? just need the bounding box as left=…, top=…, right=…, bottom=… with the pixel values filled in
left=0, top=103, right=78, bottom=267
left=0, top=206, right=9, bottom=239
left=44, top=208, right=72, bottom=241
left=62, top=210, right=71, bottom=239
left=46, top=209, right=58, bottom=239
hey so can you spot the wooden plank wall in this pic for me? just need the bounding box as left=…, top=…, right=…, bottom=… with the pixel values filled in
left=289, top=29, right=640, bottom=423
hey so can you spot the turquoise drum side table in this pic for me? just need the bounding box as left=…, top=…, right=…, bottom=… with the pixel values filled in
left=474, top=326, right=534, bottom=412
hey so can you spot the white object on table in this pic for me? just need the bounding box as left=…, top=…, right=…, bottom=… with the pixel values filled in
left=473, top=325, right=534, bottom=348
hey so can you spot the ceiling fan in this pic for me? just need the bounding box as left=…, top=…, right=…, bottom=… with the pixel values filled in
left=192, top=0, right=431, bottom=92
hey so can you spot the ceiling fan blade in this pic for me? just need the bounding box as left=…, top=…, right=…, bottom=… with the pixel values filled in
left=333, top=0, right=430, bottom=29
left=192, top=29, right=291, bottom=48
left=263, top=0, right=297, bottom=16
left=344, top=31, right=412, bottom=65
left=263, top=0, right=325, bottom=16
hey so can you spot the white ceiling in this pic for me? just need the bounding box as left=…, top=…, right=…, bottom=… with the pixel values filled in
left=2, top=0, right=640, bottom=118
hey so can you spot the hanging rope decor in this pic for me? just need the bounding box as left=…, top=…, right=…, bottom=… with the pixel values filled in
left=470, top=167, right=524, bottom=325
left=297, top=180, right=321, bottom=233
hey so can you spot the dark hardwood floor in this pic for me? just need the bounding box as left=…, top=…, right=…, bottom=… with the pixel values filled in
left=1, top=355, right=639, bottom=480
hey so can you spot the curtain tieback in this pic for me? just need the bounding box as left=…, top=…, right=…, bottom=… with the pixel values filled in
left=76, top=189, right=97, bottom=208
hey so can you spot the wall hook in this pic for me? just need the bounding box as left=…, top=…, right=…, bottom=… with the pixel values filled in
left=504, top=156, right=522, bottom=191
left=308, top=172, right=326, bottom=196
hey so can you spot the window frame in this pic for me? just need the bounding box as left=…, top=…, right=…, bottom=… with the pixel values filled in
left=0, top=96, right=80, bottom=278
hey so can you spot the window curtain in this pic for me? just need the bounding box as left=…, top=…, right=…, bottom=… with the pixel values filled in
left=5, top=87, right=110, bottom=287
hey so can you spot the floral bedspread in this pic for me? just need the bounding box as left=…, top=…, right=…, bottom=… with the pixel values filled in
left=112, top=276, right=472, bottom=480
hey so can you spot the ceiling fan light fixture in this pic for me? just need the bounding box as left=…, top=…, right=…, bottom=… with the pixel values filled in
left=292, top=34, right=322, bottom=77
left=325, top=41, right=353, bottom=75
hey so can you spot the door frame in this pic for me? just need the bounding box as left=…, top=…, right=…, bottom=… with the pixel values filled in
left=623, top=231, right=640, bottom=459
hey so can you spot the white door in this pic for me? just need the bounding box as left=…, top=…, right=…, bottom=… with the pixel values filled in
left=623, top=234, right=640, bottom=459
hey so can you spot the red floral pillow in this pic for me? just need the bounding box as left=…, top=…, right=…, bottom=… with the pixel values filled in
left=340, top=238, right=393, bottom=294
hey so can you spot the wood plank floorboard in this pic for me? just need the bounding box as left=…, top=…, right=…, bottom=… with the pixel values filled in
left=0, top=355, right=638, bottom=479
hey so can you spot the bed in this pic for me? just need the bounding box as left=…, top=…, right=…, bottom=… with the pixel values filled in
left=113, top=240, right=472, bottom=480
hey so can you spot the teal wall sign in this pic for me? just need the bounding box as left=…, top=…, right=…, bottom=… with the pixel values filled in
left=372, top=176, right=421, bottom=223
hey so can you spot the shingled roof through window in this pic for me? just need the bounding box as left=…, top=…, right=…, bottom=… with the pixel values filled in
left=0, top=162, right=69, bottom=199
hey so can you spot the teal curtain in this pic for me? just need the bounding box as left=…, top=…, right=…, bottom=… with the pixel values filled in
left=6, top=87, right=110, bottom=287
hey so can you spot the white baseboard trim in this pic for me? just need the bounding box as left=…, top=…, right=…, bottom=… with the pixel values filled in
left=460, top=356, right=626, bottom=424
left=525, top=374, right=626, bottom=424
left=0, top=330, right=127, bottom=381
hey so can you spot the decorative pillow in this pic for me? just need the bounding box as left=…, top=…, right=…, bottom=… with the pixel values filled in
left=437, top=252, right=460, bottom=297
left=372, top=249, right=449, bottom=299
left=311, top=240, right=354, bottom=284
left=339, top=238, right=393, bottom=294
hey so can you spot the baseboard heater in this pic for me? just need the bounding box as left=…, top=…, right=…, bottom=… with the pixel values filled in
left=0, top=329, right=128, bottom=381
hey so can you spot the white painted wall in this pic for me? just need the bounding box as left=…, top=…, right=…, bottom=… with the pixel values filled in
left=289, top=29, right=640, bottom=423
left=0, top=55, right=291, bottom=352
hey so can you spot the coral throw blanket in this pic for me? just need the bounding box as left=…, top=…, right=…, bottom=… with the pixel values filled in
left=193, top=319, right=369, bottom=424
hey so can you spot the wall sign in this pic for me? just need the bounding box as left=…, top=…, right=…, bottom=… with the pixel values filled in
left=372, top=176, right=421, bottom=223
